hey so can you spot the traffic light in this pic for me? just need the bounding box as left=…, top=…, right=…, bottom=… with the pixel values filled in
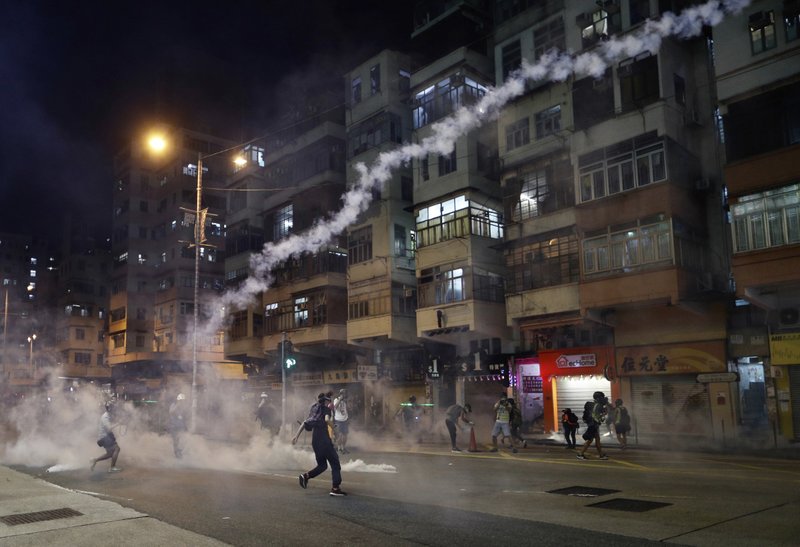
left=282, top=340, right=296, bottom=370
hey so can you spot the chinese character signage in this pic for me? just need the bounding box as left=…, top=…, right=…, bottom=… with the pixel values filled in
left=357, top=365, right=378, bottom=381
left=324, top=369, right=358, bottom=384
left=615, top=341, right=725, bottom=376
left=522, top=375, right=542, bottom=393
left=769, top=332, right=800, bottom=365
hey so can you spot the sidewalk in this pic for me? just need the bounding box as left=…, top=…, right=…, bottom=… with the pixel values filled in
left=0, top=465, right=226, bottom=547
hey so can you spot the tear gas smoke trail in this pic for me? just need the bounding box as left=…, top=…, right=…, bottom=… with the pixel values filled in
left=210, top=0, right=749, bottom=326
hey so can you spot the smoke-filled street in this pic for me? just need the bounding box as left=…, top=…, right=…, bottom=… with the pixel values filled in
left=8, top=436, right=800, bottom=546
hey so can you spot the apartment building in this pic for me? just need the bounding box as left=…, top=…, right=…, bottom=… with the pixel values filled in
left=108, top=127, right=235, bottom=401
left=0, top=232, right=55, bottom=389
left=225, top=89, right=352, bottom=416
left=54, top=220, right=111, bottom=383
left=714, top=0, right=800, bottom=442
left=343, top=50, right=419, bottom=424
left=409, top=0, right=513, bottom=417
left=494, top=0, right=731, bottom=445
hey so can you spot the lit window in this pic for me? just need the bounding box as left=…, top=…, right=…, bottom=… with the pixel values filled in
left=29, top=270, right=36, bottom=278
left=352, top=76, right=362, bottom=104
left=749, top=11, right=776, bottom=54
left=274, top=204, right=293, bottom=241
left=506, top=118, right=530, bottom=151
left=370, top=64, right=380, bottom=95
left=534, top=105, right=561, bottom=139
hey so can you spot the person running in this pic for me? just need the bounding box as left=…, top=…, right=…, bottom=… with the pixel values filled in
left=91, top=401, right=121, bottom=472
left=561, top=408, right=579, bottom=449
left=490, top=394, right=516, bottom=453
left=293, top=392, right=346, bottom=497
left=613, top=398, right=632, bottom=449
left=333, top=388, right=350, bottom=454
left=444, top=403, right=473, bottom=452
left=577, top=392, right=609, bottom=460
left=168, top=393, right=188, bottom=458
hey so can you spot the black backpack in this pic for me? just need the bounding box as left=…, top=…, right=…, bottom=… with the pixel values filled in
left=582, top=402, right=594, bottom=425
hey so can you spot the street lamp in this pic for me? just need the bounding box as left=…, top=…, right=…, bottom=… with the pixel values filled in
left=148, top=132, right=248, bottom=433
left=27, top=333, right=36, bottom=377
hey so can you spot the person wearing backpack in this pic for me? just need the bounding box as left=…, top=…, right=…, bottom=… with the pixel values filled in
left=561, top=408, right=579, bottom=449
left=613, top=398, right=631, bottom=449
left=577, top=391, right=609, bottom=460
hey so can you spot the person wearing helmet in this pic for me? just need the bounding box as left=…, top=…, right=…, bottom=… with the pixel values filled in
left=333, top=388, right=350, bottom=454
left=168, top=393, right=188, bottom=458
left=91, top=401, right=121, bottom=472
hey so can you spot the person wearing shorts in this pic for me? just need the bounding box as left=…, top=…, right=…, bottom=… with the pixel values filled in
left=490, top=394, right=516, bottom=453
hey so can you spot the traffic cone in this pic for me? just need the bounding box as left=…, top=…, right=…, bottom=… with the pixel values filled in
left=468, top=425, right=478, bottom=452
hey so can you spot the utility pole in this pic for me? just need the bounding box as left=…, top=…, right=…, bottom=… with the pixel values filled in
left=281, top=330, right=287, bottom=437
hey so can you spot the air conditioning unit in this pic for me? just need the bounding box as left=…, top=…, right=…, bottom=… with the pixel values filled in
left=684, top=108, right=702, bottom=126
left=779, top=308, right=800, bottom=327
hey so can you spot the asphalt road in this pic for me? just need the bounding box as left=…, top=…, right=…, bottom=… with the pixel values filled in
left=15, top=442, right=800, bottom=546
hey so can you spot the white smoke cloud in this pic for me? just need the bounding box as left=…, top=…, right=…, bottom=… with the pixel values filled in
left=206, top=0, right=750, bottom=334
left=1, top=0, right=752, bottom=476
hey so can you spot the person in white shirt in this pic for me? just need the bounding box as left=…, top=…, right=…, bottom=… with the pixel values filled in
left=333, top=388, right=350, bottom=454
left=91, top=402, right=121, bottom=472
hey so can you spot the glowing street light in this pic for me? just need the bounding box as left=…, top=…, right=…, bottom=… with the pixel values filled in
left=27, top=333, right=36, bottom=376
left=146, top=131, right=250, bottom=433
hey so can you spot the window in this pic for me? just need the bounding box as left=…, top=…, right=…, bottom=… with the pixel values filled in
left=579, top=135, right=666, bottom=202
left=572, top=70, right=614, bottom=130
left=112, top=333, right=125, bottom=349
left=436, top=268, right=464, bottom=304
left=513, top=170, right=549, bottom=221
left=581, top=9, right=620, bottom=49
left=415, top=195, right=503, bottom=248
left=348, top=299, right=370, bottom=320
left=135, top=334, right=145, bottom=348
left=749, top=11, right=776, bottom=54
left=348, top=226, right=373, bottom=265
left=394, top=224, right=407, bottom=257
left=110, top=307, right=126, bottom=322
left=370, top=64, right=380, bottom=94
left=274, top=204, right=293, bottom=241
left=731, top=184, right=800, bottom=253
left=629, top=0, right=651, bottom=25
left=351, top=76, right=362, bottom=104
left=535, top=105, right=561, bottom=139
left=420, top=156, right=430, bottom=181
left=75, top=328, right=85, bottom=341
left=401, top=176, right=413, bottom=201
left=413, top=76, right=487, bottom=128
left=501, top=40, right=521, bottom=80
left=438, top=148, right=457, bottom=176
left=505, top=232, right=580, bottom=292
left=533, top=17, right=565, bottom=60
left=619, top=54, right=660, bottom=110
left=294, top=296, right=308, bottom=327
left=583, top=219, right=673, bottom=275
left=506, top=118, right=530, bottom=151
left=787, top=8, right=799, bottom=42
left=674, top=74, right=686, bottom=106
left=230, top=310, right=248, bottom=340
left=74, top=352, right=91, bottom=365
left=180, top=302, right=194, bottom=315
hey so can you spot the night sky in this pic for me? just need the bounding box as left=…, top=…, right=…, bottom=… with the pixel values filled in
left=0, top=1, right=412, bottom=241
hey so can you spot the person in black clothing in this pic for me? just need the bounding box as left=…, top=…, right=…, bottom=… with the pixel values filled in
left=293, top=392, right=346, bottom=497
left=561, top=408, right=579, bottom=449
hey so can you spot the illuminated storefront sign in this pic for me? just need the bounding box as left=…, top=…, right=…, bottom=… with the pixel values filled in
left=555, top=353, right=596, bottom=368
left=768, top=332, right=800, bottom=365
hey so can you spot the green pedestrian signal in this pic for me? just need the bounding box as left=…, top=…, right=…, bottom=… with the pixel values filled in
left=281, top=340, right=296, bottom=369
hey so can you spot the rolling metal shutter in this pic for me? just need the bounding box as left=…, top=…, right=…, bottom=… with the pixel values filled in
left=554, top=376, right=611, bottom=433
left=630, top=375, right=711, bottom=444
left=789, top=366, right=800, bottom=440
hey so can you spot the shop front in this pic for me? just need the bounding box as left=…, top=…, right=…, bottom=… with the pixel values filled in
left=616, top=340, right=731, bottom=446
left=515, top=346, right=615, bottom=433
left=768, top=332, right=800, bottom=440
